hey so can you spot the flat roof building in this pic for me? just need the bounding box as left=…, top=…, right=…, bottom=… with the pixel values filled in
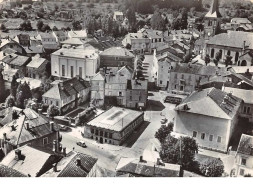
left=86, top=107, right=144, bottom=145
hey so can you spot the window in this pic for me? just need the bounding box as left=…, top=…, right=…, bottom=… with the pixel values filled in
left=160, top=80, right=163, bottom=84
left=217, top=136, right=222, bottom=143
left=247, top=107, right=251, bottom=114
left=109, top=91, right=112, bottom=96
left=100, top=131, right=103, bottom=136
left=109, top=133, right=112, bottom=139
left=175, top=74, right=177, bottom=79
left=201, top=133, right=205, bottom=140
left=62, top=65, right=65, bottom=76
left=243, top=106, right=247, bottom=114
left=70, top=66, right=74, bottom=77
left=209, top=135, right=213, bottom=142
left=56, top=101, right=59, bottom=106
left=119, top=91, right=122, bottom=97
left=104, top=132, right=108, bottom=138
left=181, top=74, right=184, bottom=79
left=241, top=158, right=247, bottom=166
left=239, top=169, right=245, bottom=176
left=43, top=137, right=48, bottom=145
left=174, top=85, right=177, bottom=89
left=193, top=131, right=197, bottom=138
left=130, top=96, right=132, bottom=101
left=91, top=129, right=94, bottom=134
left=95, top=130, right=98, bottom=136
left=108, top=84, right=112, bottom=89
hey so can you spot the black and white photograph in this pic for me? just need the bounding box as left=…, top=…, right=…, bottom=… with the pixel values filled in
left=0, top=0, right=252, bottom=187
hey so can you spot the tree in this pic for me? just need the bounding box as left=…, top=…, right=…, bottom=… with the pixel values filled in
left=151, top=11, right=167, bottom=31
left=126, top=8, right=136, bottom=31
left=20, top=20, right=32, bottom=31
left=0, top=23, right=7, bottom=32
left=160, top=135, right=198, bottom=170
left=52, top=26, right=58, bottom=31
left=5, top=95, right=15, bottom=108
left=16, top=82, right=32, bottom=108
left=0, top=70, right=5, bottom=103
left=41, top=24, right=51, bottom=32
left=10, top=75, right=18, bottom=97
left=37, top=20, right=44, bottom=31
left=204, top=54, right=211, bottom=66
left=199, top=158, right=224, bottom=177
left=47, top=105, right=60, bottom=118
left=225, top=55, right=233, bottom=67
left=72, top=20, right=82, bottom=30
left=155, top=122, right=173, bottom=144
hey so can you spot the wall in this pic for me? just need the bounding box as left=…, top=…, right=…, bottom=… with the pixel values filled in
left=174, top=111, right=230, bottom=152
left=235, top=154, right=253, bottom=177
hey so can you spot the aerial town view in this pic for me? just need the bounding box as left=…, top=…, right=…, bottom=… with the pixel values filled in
left=0, top=0, right=253, bottom=180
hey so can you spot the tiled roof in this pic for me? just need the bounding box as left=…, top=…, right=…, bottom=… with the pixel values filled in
left=39, top=32, right=55, bottom=39
left=237, top=134, right=253, bottom=156
left=42, top=151, right=97, bottom=177
left=223, top=87, right=253, bottom=104
left=0, top=164, right=27, bottom=177
left=231, top=18, right=251, bottom=24
left=100, top=47, right=134, bottom=57
left=2, top=54, right=30, bottom=67
left=27, top=56, right=47, bottom=69
left=171, top=64, right=219, bottom=76
left=1, top=145, right=60, bottom=177
left=116, top=157, right=181, bottom=177
left=87, top=38, right=122, bottom=51
left=43, top=77, right=90, bottom=100
left=61, top=38, right=85, bottom=45
left=92, top=72, right=105, bottom=81
left=0, top=107, right=22, bottom=126
left=0, top=108, right=59, bottom=146
left=87, top=107, right=143, bottom=132
left=207, top=31, right=253, bottom=49
left=52, top=47, right=98, bottom=59
left=176, top=87, right=242, bottom=119
left=23, top=45, right=44, bottom=54
left=68, top=30, right=87, bottom=39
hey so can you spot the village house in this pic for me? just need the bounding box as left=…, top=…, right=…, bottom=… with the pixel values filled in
left=234, top=134, right=253, bottom=177
left=87, top=36, right=122, bottom=51
left=90, top=71, right=105, bottom=107
left=37, top=32, right=59, bottom=51
left=113, top=11, right=124, bottom=22
left=0, top=108, right=61, bottom=158
left=168, top=64, right=223, bottom=95
left=222, top=18, right=253, bottom=32
left=230, top=66, right=253, bottom=79
left=223, top=87, right=253, bottom=123
left=13, top=34, right=30, bottom=47
left=52, top=31, right=69, bottom=44
left=0, top=38, right=26, bottom=55
left=68, top=30, right=87, bottom=40
left=174, top=87, right=242, bottom=153
left=86, top=106, right=144, bottom=145
left=116, top=156, right=182, bottom=177
left=41, top=151, right=98, bottom=177
left=1, top=53, right=31, bottom=77
left=42, top=77, right=90, bottom=114
left=51, top=47, right=99, bottom=81
left=26, top=55, right=48, bottom=79
left=0, top=145, right=62, bottom=177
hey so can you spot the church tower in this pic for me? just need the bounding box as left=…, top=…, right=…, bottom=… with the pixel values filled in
left=204, top=0, right=222, bottom=39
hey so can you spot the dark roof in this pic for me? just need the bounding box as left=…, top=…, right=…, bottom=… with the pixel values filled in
left=237, top=134, right=253, bottom=156
left=42, top=151, right=97, bottom=177
left=171, top=64, right=218, bottom=76
left=127, top=79, right=148, bottom=90
left=2, top=54, right=30, bottom=67
left=116, top=157, right=181, bottom=177
left=43, top=77, right=90, bottom=100
left=87, top=37, right=122, bottom=51
left=0, top=164, right=27, bottom=177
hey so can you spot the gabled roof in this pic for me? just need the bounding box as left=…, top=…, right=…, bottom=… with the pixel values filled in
left=23, top=45, right=44, bottom=54
left=0, top=164, right=27, bottom=177
left=223, top=87, right=253, bottom=104
left=237, top=134, right=253, bottom=156
left=116, top=157, right=181, bottom=177
left=0, top=108, right=59, bottom=146
left=42, top=151, right=97, bottom=177
left=92, top=72, right=105, bottom=81
left=68, top=30, right=87, bottom=39
left=100, top=47, right=134, bottom=57
left=61, top=38, right=85, bottom=45
left=175, top=87, right=242, bottom=119
left=171, top=64, right=219, bottom=76
left=2, top=54, right=30, bottom=67
left=43, top=77, right=90, bottom=100
left=27, top=56, right=47, bottom=69
left=1, top=145, right=60, bottom=177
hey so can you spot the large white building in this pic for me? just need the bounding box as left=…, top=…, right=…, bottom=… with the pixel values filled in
left=51, top=47, right=99, bottom=81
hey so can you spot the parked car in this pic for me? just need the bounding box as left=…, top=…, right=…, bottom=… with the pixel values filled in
left=164, top=95, right=182, bottom=105
left=76, top=141, right=87, bottom=148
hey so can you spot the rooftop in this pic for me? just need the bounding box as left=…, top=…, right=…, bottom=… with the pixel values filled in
left=87, top=107, right=143, bottom=132
left=52, top=47, right=98, bottom=59
left=100, top=47, right=134, bottom=57
left=27, top=56, right=47, bottom=69
left=0, top=164, right=27, bottom=177
left=68, top=30, right=87, bottom=39
left=207, top=31, right=253, bottom=50
left=223, top=87, right=253, bottom=104
left=127, top=79, right=148, bottom=90
left=42, top=151, right=97, bottom=177
left=175, top=87, right=242, bottom=119
left=2, top=54, right=30, bottom=66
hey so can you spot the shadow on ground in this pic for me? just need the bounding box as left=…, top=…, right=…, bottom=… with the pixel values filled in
left=146, top=100, right=165, bottom=111
left=121, top=121, right=150, bottom=148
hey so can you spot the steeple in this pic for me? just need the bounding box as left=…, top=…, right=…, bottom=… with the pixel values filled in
left=205, top=0, right=222, bottom=18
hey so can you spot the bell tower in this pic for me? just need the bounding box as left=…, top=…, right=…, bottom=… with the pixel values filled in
left=204, top=0, right=222, bottom=39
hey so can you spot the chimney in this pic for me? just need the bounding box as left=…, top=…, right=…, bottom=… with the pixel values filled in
left=53, top=163, right=57, bottom=172
left=139, top=156, right=143, bottom=162
left=38, top=109, right=42, bottom=114
left=3, top=133, right=7, bottom=140
left=15, top=149, right=22, bottom=160
left=25, top=121, right=29, bottom=130
left=50, top=121, right=54, bottom=131
left=76, top=158, right=81, bottom=166
left=62, top=147, right=66, bottom=156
